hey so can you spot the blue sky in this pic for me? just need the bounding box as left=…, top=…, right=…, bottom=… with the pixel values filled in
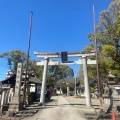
left=0, top=0, right=113, bottom=80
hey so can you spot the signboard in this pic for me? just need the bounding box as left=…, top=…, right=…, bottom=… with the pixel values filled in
left=61, top=52, right=68, bottom=63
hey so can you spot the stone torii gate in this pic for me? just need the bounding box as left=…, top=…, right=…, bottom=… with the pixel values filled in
left=34, top=51, right=96, bottom=107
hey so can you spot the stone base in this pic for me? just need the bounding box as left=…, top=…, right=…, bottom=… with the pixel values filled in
left=8, top=102, right=24, bottom=113
left=8, top=96, right=24, bottom=113
left=102, top=104, right=110, bottom=113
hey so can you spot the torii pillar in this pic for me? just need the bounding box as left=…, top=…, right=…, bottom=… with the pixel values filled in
left=82, top=56, right=91, bottom=107
left=39, top=57, right=49, bottom=105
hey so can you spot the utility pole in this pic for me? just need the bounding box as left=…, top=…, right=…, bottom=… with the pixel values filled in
left=93, top=5, right=102, bottom=106
left=23, top=11, right=33, bottom=108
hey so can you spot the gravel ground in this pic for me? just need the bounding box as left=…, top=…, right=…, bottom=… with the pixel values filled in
left=64, top=96, right=100, bottom=113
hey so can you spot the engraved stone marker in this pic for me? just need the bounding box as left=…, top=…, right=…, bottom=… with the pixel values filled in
left=8, top=63, right=23, bottom=113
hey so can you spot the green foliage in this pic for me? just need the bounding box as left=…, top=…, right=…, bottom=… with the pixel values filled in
left=0, top=50, right=27, bottom=71
left=79, top=45, right=97, bottom=81
left=90, top=87, right=95, bottom=93
left=27, top=60, right=43, bottom=80
left=48, top=63, right=74, bottom=79
left=86, top=1, right=120, bottom=82
left=0, top=50, right=74, bottom=85
left=82, top=44, right=95, bottom=52
left=114, top=12, right=120, bottom=36
left=101, top=45, right=115, bottom=57
left=47, top=63, right=74, bottom=86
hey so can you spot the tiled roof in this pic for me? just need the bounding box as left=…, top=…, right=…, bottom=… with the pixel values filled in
left=1, top=73, right=41, bottom=85
left=1, top=74, right=16, bottom=86
left=29, top=77, right=42, bottom=84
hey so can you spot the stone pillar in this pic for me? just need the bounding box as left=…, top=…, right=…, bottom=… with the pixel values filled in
left=8, top=88, right=14, bottom=103
left=0, top=95, right=1, bottom=106
left=67, top=86, right=69, bottom=96
left=1, top=91, right=5, bottom=111
left=8, top=63, right=23, bottom=113
left=26, top=81, right=30, bottom=105
left=82, top=56, right=91, bottom=107
left=40, top=57, right=49, bottom=105
left=35, top=84, right=37, bottom=100
left=74, top=77, right=77, bottom=96
left=60, top=84, right=62, bottom=94
left=112, top=85, right=120, bottom=112
left=77, top=89, right=79, bottom=96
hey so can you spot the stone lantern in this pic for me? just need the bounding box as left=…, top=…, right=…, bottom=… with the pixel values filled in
left=102, top=73, right=120, bottom=113
left=102, top=73, right=116, bottom=113
left=107, top=73, right=116, bottom=86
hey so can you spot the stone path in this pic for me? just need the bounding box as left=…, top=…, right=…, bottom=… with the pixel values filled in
left=23, top=96, right=87, bottom=120
left=0, top=95, right=100, bottom=120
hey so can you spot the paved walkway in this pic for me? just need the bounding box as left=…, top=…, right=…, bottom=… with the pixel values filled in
left=23, top=96, right=85, bottom=120
left=0, top=95, right=100, bottom=120
left=23, top=95, right=100, bottom=120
